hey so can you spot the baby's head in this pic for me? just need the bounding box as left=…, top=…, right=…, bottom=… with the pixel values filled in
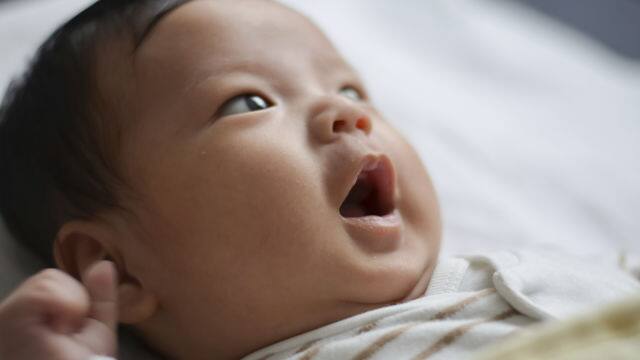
left=0, top=0, right=441, bottom=358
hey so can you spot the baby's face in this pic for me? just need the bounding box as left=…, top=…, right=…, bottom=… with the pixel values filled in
left=112, top=0, right=440, bottom=357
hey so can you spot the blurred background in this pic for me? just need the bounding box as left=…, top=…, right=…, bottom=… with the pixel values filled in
left=2, top=0, right=639, bottom=57
left=1, top=0, right=639, bottom=270
left=515, top=0, right=640, bottom=59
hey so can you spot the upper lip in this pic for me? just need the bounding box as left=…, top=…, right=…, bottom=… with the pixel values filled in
left=339, top=153, right=397, bottom=218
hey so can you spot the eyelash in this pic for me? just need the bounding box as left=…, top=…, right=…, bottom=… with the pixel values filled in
left=216, top=93, right=273, bottom=118
left=214, top=84, right=366, bottom=119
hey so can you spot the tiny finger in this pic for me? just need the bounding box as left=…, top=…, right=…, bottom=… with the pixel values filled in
left=83, top=261, right=118, bottom=332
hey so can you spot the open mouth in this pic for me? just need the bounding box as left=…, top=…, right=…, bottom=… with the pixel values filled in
left=339, top=156, right=396, bottom=218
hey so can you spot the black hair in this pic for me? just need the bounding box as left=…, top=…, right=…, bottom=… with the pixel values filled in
left=0, top=0, right=190, bottom=265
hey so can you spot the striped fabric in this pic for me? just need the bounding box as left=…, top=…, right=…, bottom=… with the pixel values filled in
left=244, top=258, right=534, bottom=360
left=243, top=251, right=639, bottom=360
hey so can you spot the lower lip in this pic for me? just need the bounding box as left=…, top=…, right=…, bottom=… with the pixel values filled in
left=341, top=210, right=403, bottom=253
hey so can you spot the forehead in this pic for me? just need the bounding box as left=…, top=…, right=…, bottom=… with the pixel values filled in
left=133, top=0, right=348, bottom=77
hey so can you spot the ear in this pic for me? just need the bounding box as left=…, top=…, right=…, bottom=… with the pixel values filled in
left=54, top=220, right=159, bottom=325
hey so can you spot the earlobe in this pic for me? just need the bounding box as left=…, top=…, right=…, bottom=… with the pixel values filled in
left=117, top=281, right=159, bottom=324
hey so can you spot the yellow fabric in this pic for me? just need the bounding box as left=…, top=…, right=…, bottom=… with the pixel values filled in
left=474, top=294, right=640, bottom=360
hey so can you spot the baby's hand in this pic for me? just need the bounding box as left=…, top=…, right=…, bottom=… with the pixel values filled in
left=0, top=261, right=118, bottom=360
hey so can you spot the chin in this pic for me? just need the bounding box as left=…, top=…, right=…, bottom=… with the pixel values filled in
left=347, top=243, right=431, bottom=304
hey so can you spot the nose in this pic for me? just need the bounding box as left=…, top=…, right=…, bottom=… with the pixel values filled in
left=310, top=97, right=372, bottom=143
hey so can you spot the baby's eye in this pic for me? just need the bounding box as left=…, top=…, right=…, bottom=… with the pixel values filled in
left=339, top=86, right=365, bottom=101
left=217, top=94, right=272, bottom=117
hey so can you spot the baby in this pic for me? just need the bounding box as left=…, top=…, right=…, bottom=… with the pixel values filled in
left=0, top=1, right=637, bottom=359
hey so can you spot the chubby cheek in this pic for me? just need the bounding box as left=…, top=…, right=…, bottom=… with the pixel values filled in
left=141, top=127, right=339, bottom=302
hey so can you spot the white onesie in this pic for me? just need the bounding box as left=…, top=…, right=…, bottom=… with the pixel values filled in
left=242, top=250, right=640, bottom=360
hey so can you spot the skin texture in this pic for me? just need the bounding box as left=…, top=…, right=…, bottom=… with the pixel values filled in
left=0, top=1, right=441, bottom=359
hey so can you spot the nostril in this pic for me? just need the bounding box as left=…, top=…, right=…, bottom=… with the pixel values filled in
left=332, top=118, right=371, bottom=134
left=333, top=120, right=347, bottom=133
left=356, top=117, right=371, bottom=133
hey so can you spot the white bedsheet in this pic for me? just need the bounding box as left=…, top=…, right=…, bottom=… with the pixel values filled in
left=1, top=0, right=639, bottom=266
